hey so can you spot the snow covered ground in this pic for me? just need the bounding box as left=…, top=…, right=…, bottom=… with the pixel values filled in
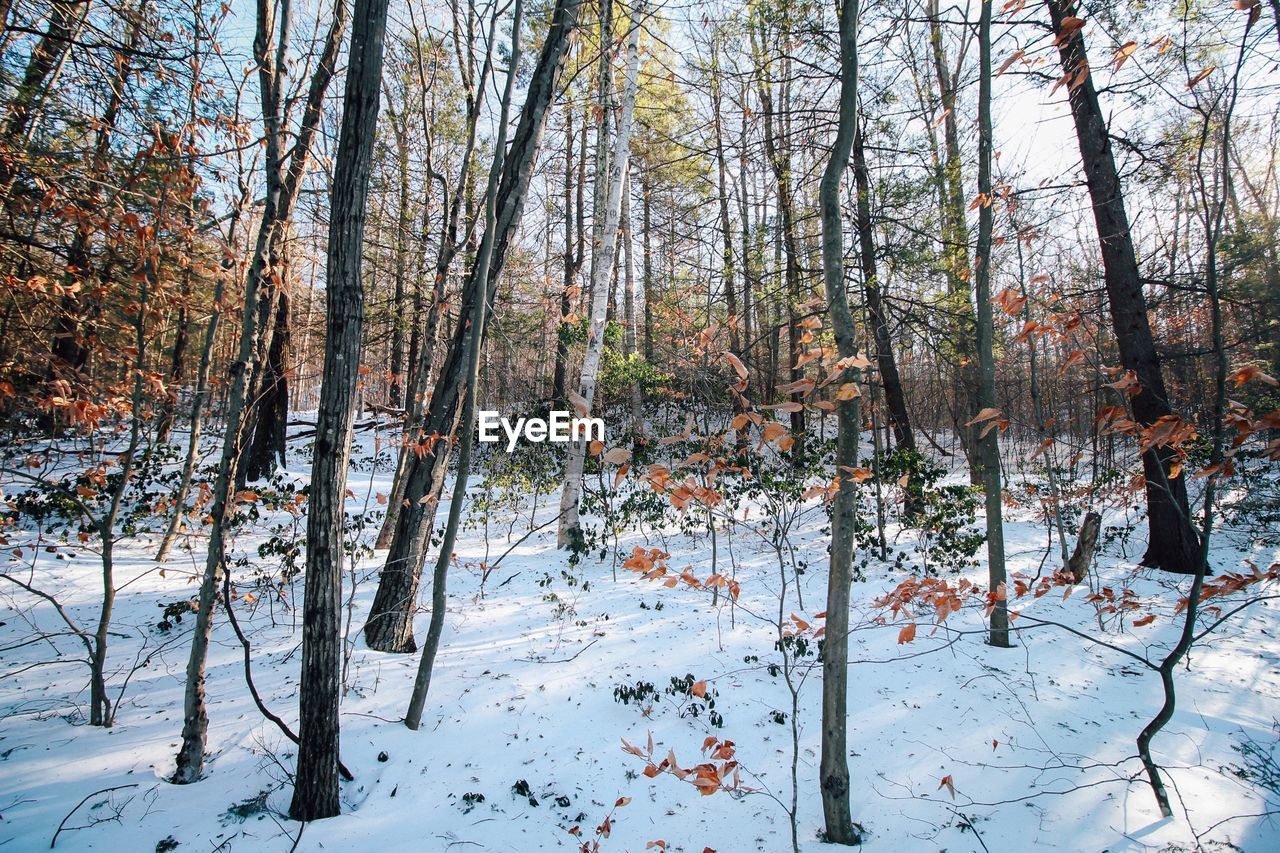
left=2, top=425, right=1278, bottom=852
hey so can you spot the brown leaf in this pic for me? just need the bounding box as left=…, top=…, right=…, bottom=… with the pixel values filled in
left=723, top=351, right=747, bottom=380
left=965, top=407, right=1002, bottom=426
left=776, top=378, right=815, bottom=395
left=1112, top=41, right=1138, bottom=71
left=939, top=774, right=956, bottom=799
left=602, top=447, right=632, bottom=464
left=997, top=50, right=1025, bottom=76
left=1187, top=66, right=1215, bottom=89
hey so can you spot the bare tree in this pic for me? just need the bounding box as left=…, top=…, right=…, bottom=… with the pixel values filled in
left=557, top=0, right=646, bottom=548
left=817, top=0, right=861, bottom=842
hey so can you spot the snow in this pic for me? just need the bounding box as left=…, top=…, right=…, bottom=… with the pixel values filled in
left=2, top=427, right=1278, bottom=852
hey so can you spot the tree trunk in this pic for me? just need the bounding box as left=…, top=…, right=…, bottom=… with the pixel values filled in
left=817, top=0, right=861, bottom=843
left=711, top=40, right=747, bottom=452
left=553, top=104, right=582, bottom=406
left=1, top=0, right=90, bottom=144
left=757, top=67, right=807, bottom=452
left=404, top=0, right=524, bottom=730
left=288, top=0, right=388, bottom=822
left=239, top=0, right=350, bottom=484
left=976, top=0, right=1010, bottom=648
left=620, top=172, right=643, bottom=435
left=244, top=287, right=290, bottom=482
left=1046, top=0, right=1200, bottom=574
left=642, top=177, right=654, bottom=363
left=365, top=0, right=583, bottom=650
left=1067, top=511, right=1101, bottom=583
left=173, top=0, right=350, bottom=784
left=927, top=0, right=981, bottom=482
left=852, top=125, right=919, bottom=516
left=155, top=252, right=233, bottom=562
left=557, top=0, right=644, bottom=549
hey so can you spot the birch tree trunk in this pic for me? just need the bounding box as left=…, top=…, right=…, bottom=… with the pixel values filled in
left=557, top=0, right=645, bottom=549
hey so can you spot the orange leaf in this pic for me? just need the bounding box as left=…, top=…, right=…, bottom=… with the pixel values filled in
left=603, top=447, right=631, bottom=464
left=723, top=351, right=747, bottom=380
left=776, top=378, right=815, bottom=395
left=1113, top=41, right=1138, bottom=71
left=834, top=354, right=872, bottom=370
left=939, top=774, right=956, bottom=799
left=1187, top=66, right=1215, bottom=89
left=965, top=407, right=1002, bottom=426
left=997, top=50, right=1025, bottom=76
left=897, top=623, right=917, bottom=644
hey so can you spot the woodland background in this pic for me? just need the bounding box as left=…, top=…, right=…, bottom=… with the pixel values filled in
left=0, top=0, right=1279, bottom=849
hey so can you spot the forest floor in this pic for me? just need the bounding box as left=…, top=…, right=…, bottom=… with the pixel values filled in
left=2, top=424, right=1279, bottom=852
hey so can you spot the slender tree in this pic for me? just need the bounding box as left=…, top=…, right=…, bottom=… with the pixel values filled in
left=289, top=0, right=393, bottom=820
left=817, top=0, right=861, bottom=843
left=975, top=0, right=1009, bottom=647
left=557, top=0, right=646, bottom=548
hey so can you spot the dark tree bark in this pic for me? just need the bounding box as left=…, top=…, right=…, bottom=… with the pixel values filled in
left=1, top=0, right=90, bottom=143
left=926, top=0, right=981, bottom=482
left=852, top=125, right=920, bottom=515
left=364, top=0, right=583, bottom=653
left=388, top=103, right=412, bottom=409
left=552, top=104, right=583, bottom=406
left=244, top=289, right=290, bottom=480
left=976, top=0, right=1009, bottom=647
left=288, top=0, right=391, bottom=823
left=1047, top=0, right=1200, bottom=574
left=240, top=0, right=350, bottom=484
left=817, top=0, right=861, bottom=843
